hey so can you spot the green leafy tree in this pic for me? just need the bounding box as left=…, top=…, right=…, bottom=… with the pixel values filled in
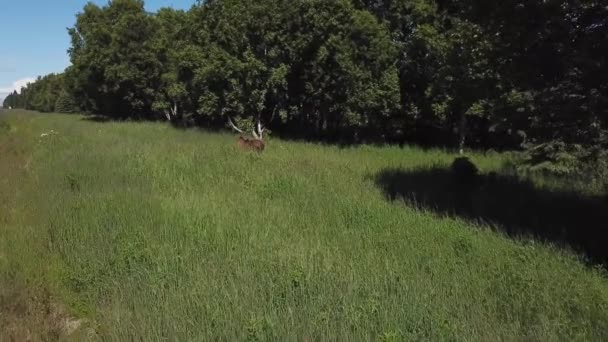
left=68, top=0, right=161, bottom=118
left=55, top=90, right=78, bottom=113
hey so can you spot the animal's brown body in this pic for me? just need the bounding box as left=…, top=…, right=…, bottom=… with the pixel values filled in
left=229, top=117, right=266, bottom=152
left=237, top=136, right=265, bottom=152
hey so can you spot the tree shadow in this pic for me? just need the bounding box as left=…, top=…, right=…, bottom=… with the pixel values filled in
left=80, top=114, right=164, bottom=124
left=372, top=166, right=608, bottom=266
left=79, top=114, right=227, bottom=132
left=81, top=115, right=115, bottom=123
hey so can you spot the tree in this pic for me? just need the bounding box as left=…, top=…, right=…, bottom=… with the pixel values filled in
left=68, top=0, right=161, bottom=118
left=151, top=8, right=192, bottom=122
left=55, top=90, right=78, bottom=113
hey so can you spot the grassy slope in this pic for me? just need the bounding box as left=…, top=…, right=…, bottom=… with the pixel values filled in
left=1, top=110, right=607, bottom=340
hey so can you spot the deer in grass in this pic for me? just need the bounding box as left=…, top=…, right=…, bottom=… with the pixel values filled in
left=227, top=117, right=266, bottom=152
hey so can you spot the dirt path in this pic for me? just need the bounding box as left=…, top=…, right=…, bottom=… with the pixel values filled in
left=0, top=116, right=94, bottom=341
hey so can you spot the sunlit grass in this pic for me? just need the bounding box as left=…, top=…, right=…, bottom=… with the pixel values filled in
left=1, top=110, right=607, bottom=340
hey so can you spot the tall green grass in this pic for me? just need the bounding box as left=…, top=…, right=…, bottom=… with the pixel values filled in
left=1, top=110, right=607, bottom=340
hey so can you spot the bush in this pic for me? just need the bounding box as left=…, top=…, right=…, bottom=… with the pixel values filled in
left=451, top=157, right=479, bottom=184
left=508, top=141, right=608, bottom=195
left=54, top=91, right=78, bottom=113
left=580, top=150, right=608, bottom=195
left=515, top=141, right=583, bottom=176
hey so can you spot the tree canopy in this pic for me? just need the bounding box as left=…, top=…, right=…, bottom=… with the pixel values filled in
left=4, top=0, right=607, bottom=154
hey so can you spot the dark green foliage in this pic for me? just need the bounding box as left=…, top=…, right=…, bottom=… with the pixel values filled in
left=66, top=0, right=161, bottom=117
left=451, top=157, right=478, bottom=184
left=510, top=143, right=608, bottom=195
left=3, top=91, right=18, bottom=109
left=517, top=142, right=585, bottom=176
left=54, top=91, right=78, bottom=113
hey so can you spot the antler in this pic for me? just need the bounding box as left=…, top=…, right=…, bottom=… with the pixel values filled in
left=255, top=120, right=265, bottom=140
left=229, top=117, right=265, bottom=140
left=227, top=117, right=244, bottom=134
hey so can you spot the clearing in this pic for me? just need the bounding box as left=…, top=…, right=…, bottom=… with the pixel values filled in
left=1, top=110, right=607, bottom=340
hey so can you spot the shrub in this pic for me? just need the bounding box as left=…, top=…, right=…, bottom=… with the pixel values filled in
left=451, top=157, right=479, bottom=184
left=580, top=150, right=608, bottom=191
left=516, top=141, right=583, bottom=176
left=54, top=91, right=78, bottom=113
left=508, top=141, right=608, bottom=195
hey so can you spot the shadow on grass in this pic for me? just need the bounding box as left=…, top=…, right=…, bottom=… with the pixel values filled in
left=77, top=115, right=466, bottom=150
left=80, top=115, right=226, bottom=133
left=80, top=114, right=158, bottom=124
left=81, top=115, right=115, bottom=123
left=373, top=167, right=608, bottom=266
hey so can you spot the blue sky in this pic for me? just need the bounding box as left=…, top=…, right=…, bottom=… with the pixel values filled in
left=0, top=0, right=194, bottom=104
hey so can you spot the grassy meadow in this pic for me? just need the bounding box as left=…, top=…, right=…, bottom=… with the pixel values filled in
left=1, top=110, right=607, bottom=340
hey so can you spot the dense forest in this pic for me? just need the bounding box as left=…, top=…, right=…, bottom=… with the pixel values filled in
left=4, top=0, right=607, bottom=169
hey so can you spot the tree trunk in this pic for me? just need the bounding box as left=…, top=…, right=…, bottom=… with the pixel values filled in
left=165, top=101, right=178, bottom=122
left=458, top=113, right=467, bottom=155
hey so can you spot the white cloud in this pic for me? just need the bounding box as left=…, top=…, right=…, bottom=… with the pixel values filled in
left=0, top=77, right=36, bottom=105
left=0, top=77, right=36, bottom=95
